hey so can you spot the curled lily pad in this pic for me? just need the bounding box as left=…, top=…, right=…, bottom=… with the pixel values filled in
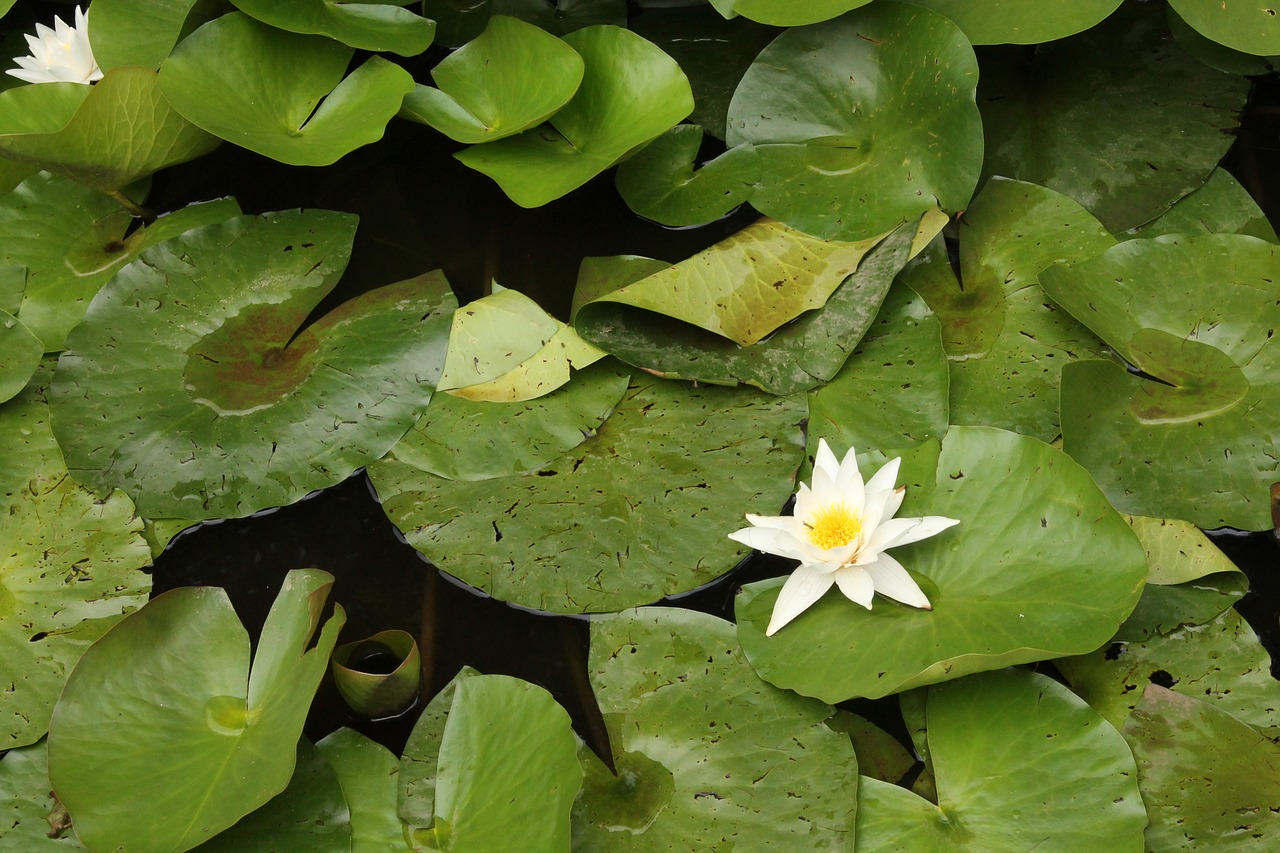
left=158, top=12, right=414, bottom=166
left=399, top=669, right=580, bottom=853
left=978, top=2, right=1249, bottom=232
left=1167, top=0, right=1280, bottom=56
left=0, top=66, right=219, bottom=192
left=906, top=0, right=1123, bottom=44
left=454, top=25, right=692, bottom=207
left=50, top=210, right=456, bottom=520
left=232, top=0, right=436, bottom=56
left=614, top=126, right=759, bottom=227
left=88, top=0, right=203, bottom=70
left=725, top=1, right=982, bottom=241
left=331, top=629, right=422, bottom=719
left=574, top=608, right=859, bottom=851
left=401, top=15, right=583, bottom=143
left=369, top=371, right=805, bottom=613
left=709, top=0, right=873, bottom=26
left=735, top=426, right=1148, bottom=703
left=48, top=569, right=346, bottom=853
left=855, top=669, right=1146, bottom=850
left=1041, top=234, right=1280, bottom=529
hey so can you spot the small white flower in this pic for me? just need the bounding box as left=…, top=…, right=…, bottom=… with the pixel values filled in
left=6, top=6, right=103, bottom=85
left=730, top=438, right=958, bottom=636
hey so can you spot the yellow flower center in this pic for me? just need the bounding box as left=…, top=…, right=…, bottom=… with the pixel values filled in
left=808, top=503, right=862, bottom=551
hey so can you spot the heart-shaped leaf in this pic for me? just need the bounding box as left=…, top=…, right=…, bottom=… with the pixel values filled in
left=232, top=0, right=436, bottom=55
left=735, top=426, right=1148, bottom=703
left=725, top=1, right=982, bottom=241
left=49, top=210, right=457, bottom=520
left=855, top=669, right=1146, bottom=850
left=158, top=12, right=414, bottom=166
left=48, top=569, right=346, bottom=853
left=614, top=126, right=759, bottom=226
left=907, top=0, right=1123, bottom=44
left=401, top=15, right=582, bottom=143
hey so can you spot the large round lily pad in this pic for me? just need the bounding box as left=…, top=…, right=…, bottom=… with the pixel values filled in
left=907, top=0, right=1123, bottom=44
left=49, top=210, right=456, bottom=521
left=48, top=570, right=346, bottom=853
left=369, top=370, right=805, bottom=613
left=232, top=0, right=436, bottom=56
left=574, top=608, right=859, bottom=851
left=614, top=125, right=759, bottom=227
left=1167, top=0, right=1280, bottom=56
left=735, top=426, right=1148, bottom=703
left=978, top=1, right=1249, bottom=232
left=1041, top=234, right=1280, bottom=530
left=855, top=669, right=1146, bottom=850
left=725, top=1, right=982, bottom=241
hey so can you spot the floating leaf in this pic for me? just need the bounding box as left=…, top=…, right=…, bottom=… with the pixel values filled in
left=399, top=669, right=580, bottom=853
left=0, top=66, right=219, bottom=192
left=825, top=711, right=915, bottom=787
left=454, top=25, right=692, bottom=207
left=48, top=570, right=346, bottom=853
left=232, top=0, right=436, bottom=55
left=725, top=1, right=982, bottom=241
left=0, top=308, right=39, bottom=403
left=50, top=210, right=456, bottom=520
left=906, top=0, right=1123, bottom=44
left=1123, top=685, right=1280, bottom=851
left=1167, top=0, right=1280, bottom=56
left=370, top=371, right=805, bottom=613
left=0, top=741, right=87, bottom=851
left=709, top=0, right=873, bottom=26
left=901, top=177, right=1115, bottom=441
left=400, top=15, right=582, bottom=143
left=331, top=629, right=422, bottom=719
left=88, top=0, right=203, bottom=70
left=317, top=728, right=405, bottom=853
left=1131, top=167, right=1278, bottom=243
left=978, top=2, right=1249, bottom=231
left=736, top=426, right=1147, bottom=703
left=158, top=12, right=414, bottom=166
left=614, top=126, right=759, bottom=227
left=855, top=669, right=1146, bottom=850
left=574, top=608, right=858, bottom=851
left=422, top=0, right=627, bottom=47
left=1042, top=234, right=1280, bottom=529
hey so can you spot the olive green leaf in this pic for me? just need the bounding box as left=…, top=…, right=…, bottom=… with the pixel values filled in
left=907, top=0, right=1123, bottom=44
left=48, top=570, right=346, bottom=853
left=317, top=728, right=405, bottom=853
left=726, top=1, right=982, bottom=241
left=825, top=711, right=915, bottom=788
left=331, top=630, right=422, bottom=719
left=1130, top=167, right=1278, bottom=243
left=232, top=0, right=436, bottom=56
left=454, top=25, right=692, bottom=207
left=1167, top=0, right=1280, bottom=56
left=575, top=608, right=858, bottom=851
left=158, top=12, right=414, bottom=166
left=0, top=740, right=88, bottom=851
left=49, top=210, right=456, bottom=520
left=401, top=15, right=583, bottom=143
left=1167, top=5, right=1280, bottom=76
left=0, top=66, right=219, bottom=192
left=736, top=427, right=1147, bottom=703
left=855, top=669, right=1146, bottom=851
left=708, top=0, right=873, bottom=26
left=978, top=1, right=1249, bottom=232
left=0, top=308, right=39, bottom=403
left=614, top=125, right=758, bottom=227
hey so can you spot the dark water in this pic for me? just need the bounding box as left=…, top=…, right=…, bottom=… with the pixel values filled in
left=146, top=56, right=1280, bottom=757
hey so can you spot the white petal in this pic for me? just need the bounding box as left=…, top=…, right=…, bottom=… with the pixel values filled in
left=793, top=481, right=818, bottom=520
left=5, top=66, right=51, bottom=84
left=765, top=565, right=836, bottom=636
left=883, top=515, right=960, bottom=549
left=879, top=485, right=906, bottom=521
left=864, top=456, right=901, bottom=497
left=833, top=565, right=875, bottom=609
left=863, top=553, right=931, bottom=609
left=814, top=438, right=841, bottom=482
left=728, top=524, right=814, bottom=562
left=859, top=487, right=897, bottom=539
left=833, top=443, right=865, bottom=500
left=866, top=517, right=929, bottom=552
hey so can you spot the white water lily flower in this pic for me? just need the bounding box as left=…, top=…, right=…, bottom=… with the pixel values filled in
left=6, top=6, right=103, bottom=85
left=729, top=438, right=959, bottom=636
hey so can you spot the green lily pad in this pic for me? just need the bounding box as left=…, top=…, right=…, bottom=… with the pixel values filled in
left=1057, top=607, right=1280, bottom=738
left=422, top=0, right=627, bottom=46
left=401, top=15, right=582, bottom=144
left=1167, top=5, right=1280, bottom=76
left=50, top=210, right=456, bottom=521
left=825, top=710, right=915, bottom=787
left=88, top=0, right=203, bottom=70
left=194, top=740, right=352, bottom=853
left=1, top=372, right=152, bottom=750
left=735, top=426, right=1148, bottom=703
left=369, top=372, right=805, bottom=613
left=0, top=308, right=39, bottom=403
left=806, top=279, right=949, bottom=453
left=1123, top=685, right=1280, bottom=851
left=906, top=0, right=1123, bottom=44
left=0, top=171, right=241, bottom=350
left=900, top=178, right=1115, bottom=441
left=232, top=0, right=436, bottom=55
left=855, top=669, right=1146, bottom=851
left=48, top=569, right=346, bottom=853
left=725, top=1, right=982, bottom=241
left=388, top=360, right=629, bottom=481
left=0, top=66, right=219, bottom=193
left=399, top=669, right=580, bottom=853
left=158, top=12, right=414, bottom=167
left=1167, top=0, right=1280, bottom=56
left=573, top=220, right=927, bottom=394
left=316, top=728, right=404, bottom=853
left=454, top=25, right=692, bottom=207
left=574, top=608, right=859, bottom=851
left=331, top=629, right=422, bottom=719
left=614, top=126, right=758, bottom=227
left=1131, top=167, right=1279, bottom=243
left=0, top=740, right=86, bottom=851
left=978, top=2, right=1249, bottom=232
left=1041, top=234, right=1280, bottom=529
left=709, top=0, right=873, bottom=26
